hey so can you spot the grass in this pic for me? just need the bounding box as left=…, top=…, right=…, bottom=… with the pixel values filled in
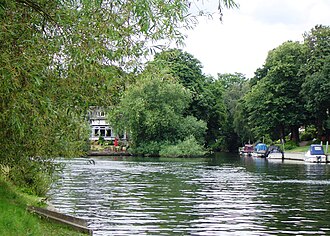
left=0, top=178, right=87, bottom=236
left=286, top=143, right=330, bottom=154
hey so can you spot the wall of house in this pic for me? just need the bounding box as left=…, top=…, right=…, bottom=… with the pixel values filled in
left=88, top=107, right=126, bottom=141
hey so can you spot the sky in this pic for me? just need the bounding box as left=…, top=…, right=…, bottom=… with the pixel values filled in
left=182, top=0, right=330, bottom=79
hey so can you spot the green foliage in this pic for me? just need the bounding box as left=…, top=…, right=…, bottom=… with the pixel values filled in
left=2, top=0, right=236, bottom=192
left=301, top=56, right=330, bottom=120
left=148, top=50, right=229, bottom=151
left=6, top=158, right=56, bottom=196
left=244, top=41, right=306, bottom=142
left=301, top=25, right=330, bottom=138
left=159, top=135, right=206, bottom=157
left=132, top=141, right=164, bottom=156
left=218, top=73, right=251, bottom=150
left=284, top=140, right=299, bottom=150
left=148, top=49, right=209, bottom=121
left=150, top=49, right=205, bottom=94
left=302, top=25, right=330, bottom=75
left=109, top=72, right=207, bottom=155
left=218, top=72, right=246, bottom=90
left=300, top=125, right=317, bottom=141
left=98, top=136, right=105, bottom=146
left=0, top=178, right=85, bottom=236
left=176, top=116, right=207, bottom=144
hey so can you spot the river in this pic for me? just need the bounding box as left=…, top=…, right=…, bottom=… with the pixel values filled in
left=48, top=153, right=330, bottom=235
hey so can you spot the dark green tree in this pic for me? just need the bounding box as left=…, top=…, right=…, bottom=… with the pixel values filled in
left=245, top=41, right=306, bottom=143
left=199, top=77, right=227, bottom=150
left=108, top=72, right=207, bottom=155
left=149, top=49, right=206, bottom=117
left=217, top=73, right=249, bottom=150
left=301, top=56, right=330, bottom=140
left=214, top=73, right=253, bottom=148
left=301, top=25, right=330, bottom=140
left=147, top=49, right=228, bottom=150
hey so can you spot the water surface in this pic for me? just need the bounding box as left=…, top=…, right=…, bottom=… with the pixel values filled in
left=48, top=153, right=330, bottom=235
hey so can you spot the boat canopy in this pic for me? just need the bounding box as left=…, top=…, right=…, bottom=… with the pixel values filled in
left=266, top=145, right=282, bottom=153
left=255, top=143, right=267, bottom=151
left=243, top=144, right=254, bottom=152
left=310, top=144, right=325, bottom=155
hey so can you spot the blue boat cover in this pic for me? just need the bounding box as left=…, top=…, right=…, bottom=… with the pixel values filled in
left=255, top=143, right=267, bottom=151
left=310, top=145, right=325, bottom=155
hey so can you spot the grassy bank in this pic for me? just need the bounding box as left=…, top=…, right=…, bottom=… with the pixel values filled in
left=0, top=179, right=86, bottom=236
left=285, top=144, right=330, bottom=154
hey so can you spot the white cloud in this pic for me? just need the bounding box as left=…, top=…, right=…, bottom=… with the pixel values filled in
left=183, top=0, right=330, bottom=78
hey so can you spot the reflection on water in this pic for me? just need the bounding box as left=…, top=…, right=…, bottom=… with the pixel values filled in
left=48, top=154, right=330, bottom=235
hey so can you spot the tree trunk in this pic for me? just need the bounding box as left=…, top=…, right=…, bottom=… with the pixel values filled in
left=290, top=125, right=300, bottom=144
left=316, top=118, right=323, bottom=140
left=280, top=125, right=286, bottom=143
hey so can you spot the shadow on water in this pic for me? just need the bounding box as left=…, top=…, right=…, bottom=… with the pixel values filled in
left=49, top=153, right=330, bottom=235
left=207, top=152, right=241, bottom=166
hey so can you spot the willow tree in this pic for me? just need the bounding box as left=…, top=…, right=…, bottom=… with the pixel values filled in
left=108, top=73, right=207, bottom=155
left=0, top=0, right=237, bottom=194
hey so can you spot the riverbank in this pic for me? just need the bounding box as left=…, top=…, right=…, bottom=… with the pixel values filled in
left=286, top=144, right=330, bottom=155
left=88, top=149, right=132, bottom=156
left=269, top=144, right=330, bottom=162
left=0, top=178, right=86, bottom=236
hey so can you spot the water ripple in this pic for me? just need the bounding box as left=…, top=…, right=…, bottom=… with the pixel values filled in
left=48, top=157, right=330, bottom=235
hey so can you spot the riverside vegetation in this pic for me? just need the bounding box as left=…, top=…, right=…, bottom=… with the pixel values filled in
left=0, top=178, right=85, bottom=236
left=1, top=0, right=329, bottom=234
left=0, top=0, right=237, bottom=233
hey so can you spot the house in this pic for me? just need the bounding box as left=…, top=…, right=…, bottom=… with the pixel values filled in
left=88, top=107, right=126, bottom=142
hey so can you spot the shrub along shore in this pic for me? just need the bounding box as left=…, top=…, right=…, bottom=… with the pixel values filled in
left=0, top=178, right=86, bottom=236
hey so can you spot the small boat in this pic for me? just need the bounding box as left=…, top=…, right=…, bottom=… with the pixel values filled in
left=252, top=143, right=268, bottom=158
left=304, top=144, right=327, bottom=163
left=265, top=145, right=284, bottom=159
left=239, top=144, right=254, bottom=156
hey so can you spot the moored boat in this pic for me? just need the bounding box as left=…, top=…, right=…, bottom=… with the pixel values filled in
left=304, top=144, right=328, bottom=163
left=265, top=145, right=284, bottom=159
left=239, top=144, right=254, bottom=156
left=252, top=143, right=268, bottom=158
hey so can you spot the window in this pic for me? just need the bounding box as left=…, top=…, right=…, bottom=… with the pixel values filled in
left=100, top=127, right=106, bottom=137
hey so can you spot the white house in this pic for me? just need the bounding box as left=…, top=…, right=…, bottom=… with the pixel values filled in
left=88, top=107, right=126, bottom=142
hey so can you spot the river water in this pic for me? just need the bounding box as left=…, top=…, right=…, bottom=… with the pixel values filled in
left=48, top=153, right=330, bottom=235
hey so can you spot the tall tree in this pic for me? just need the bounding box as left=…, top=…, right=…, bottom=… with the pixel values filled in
left=199, top=77, right=227, bottom=150
left=108, top=72, right=206, bottom=155
left=147, top=49, right=228, bottom=150
left=245, top=41, right=306, bottom=143
left=149, top=49, right=206, bottom=117
left=217, top=73, right=251, bottom=148
left=301, top=56, right=330, bottom=140
left=301, top=25, right=330, bottom=140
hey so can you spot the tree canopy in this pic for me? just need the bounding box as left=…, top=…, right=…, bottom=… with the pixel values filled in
left=301, top=25, right=330, bottom=139
left=108, top=73, right=207, bottom=155
left=0, top=0, right=237, bottom=193
left=243, top=41, right=307, bottom=143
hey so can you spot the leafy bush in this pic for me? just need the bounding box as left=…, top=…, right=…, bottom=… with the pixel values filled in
left=312, top=138, right=322, bottom=144
left=160, top=135, right=207, bottom=157
left=0, top=164, right=11, bottom=181
left=5, top=158, right=55, bottom=196
left=98, top=136, right=105, bottom=146
left=284, top=140, right=299, bottom=150
left=300, top=125, right=317, bottom=141
left=132, top=141, right=164, bottom=156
